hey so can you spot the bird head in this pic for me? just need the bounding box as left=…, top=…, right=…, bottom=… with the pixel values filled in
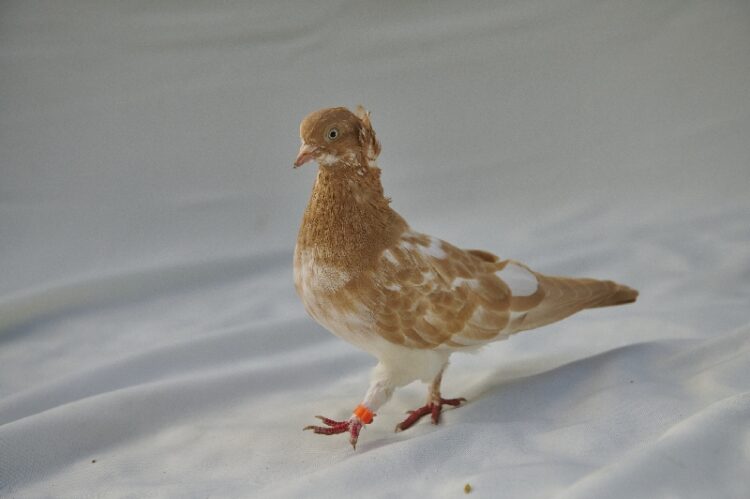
left=293, top=106, right=381, bottom=168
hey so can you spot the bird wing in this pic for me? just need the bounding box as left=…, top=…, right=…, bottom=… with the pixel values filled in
left=361, top=231, right=546, bottom=350
left=356, top=230, right=636, bottom=350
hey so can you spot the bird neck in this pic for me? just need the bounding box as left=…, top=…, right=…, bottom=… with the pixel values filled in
left=297, top=164, right=407, bottom=271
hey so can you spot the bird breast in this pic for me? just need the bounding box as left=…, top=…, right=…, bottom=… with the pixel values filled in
left=295, top=247, right=353, bottom=295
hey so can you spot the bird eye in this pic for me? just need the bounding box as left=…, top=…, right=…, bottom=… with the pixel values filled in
left=326, top=127, right=339, bottom=141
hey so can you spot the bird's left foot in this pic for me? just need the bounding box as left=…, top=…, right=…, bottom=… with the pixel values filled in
left=304, top=416, right=365, bottom=449
left=395, top=396, right=467, bottom=432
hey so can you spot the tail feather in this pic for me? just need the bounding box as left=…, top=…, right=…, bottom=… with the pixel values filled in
left=588, top=281, right=638, bottom=308
left=509, top=274, right=638, bottom=334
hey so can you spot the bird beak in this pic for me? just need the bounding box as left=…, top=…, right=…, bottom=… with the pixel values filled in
left=293, top=143, right=318, bottom=168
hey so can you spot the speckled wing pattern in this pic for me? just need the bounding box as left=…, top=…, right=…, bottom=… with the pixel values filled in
left=356, top=231, right=632, bottom=350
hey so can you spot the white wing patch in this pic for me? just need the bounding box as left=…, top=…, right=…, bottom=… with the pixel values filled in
left=400, top=232, right=448, bottom=260
left=422, top=237, right=447, bottom=259
left=497, top=263, right=538, bottom=297
left=452, top=277, right=478, bottom=288
left=383, top=249, right=399, bottom=265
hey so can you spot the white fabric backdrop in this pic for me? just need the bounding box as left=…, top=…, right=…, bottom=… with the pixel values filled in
left=1, top=1, right=749, bottom=497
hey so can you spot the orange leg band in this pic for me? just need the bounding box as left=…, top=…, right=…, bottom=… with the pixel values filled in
left=353, top=404, right=374, bottom=424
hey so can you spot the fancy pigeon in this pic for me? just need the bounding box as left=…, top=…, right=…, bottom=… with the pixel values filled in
left=293, top=106, right=638, bottom=449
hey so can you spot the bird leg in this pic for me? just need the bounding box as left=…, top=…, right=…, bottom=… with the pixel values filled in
left=304, top=415, right=365, bottom=449
left=395, top=365, right=466, bottom=432
left=304, top=365, right=395, bottom=449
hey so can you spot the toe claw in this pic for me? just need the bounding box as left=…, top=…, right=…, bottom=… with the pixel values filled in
left=348, top=420, right=363, bottom=450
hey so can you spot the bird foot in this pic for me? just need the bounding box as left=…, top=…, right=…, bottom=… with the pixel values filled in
left=304, top=415, right=364, bottom=449
left=395, top=397, right=466, bottom=432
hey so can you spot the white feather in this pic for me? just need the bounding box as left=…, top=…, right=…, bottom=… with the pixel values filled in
left=422, top=237, right=447, bottom=259
left=497, top=263, right=538, bottom=296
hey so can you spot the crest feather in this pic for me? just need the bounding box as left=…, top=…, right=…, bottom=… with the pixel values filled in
left=355, top=105, right=381, bottom=162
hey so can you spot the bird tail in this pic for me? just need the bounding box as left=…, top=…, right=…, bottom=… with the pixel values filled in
left=586, top=280, right=639, bottom=308
left=509, top=274, right=638, bottom=334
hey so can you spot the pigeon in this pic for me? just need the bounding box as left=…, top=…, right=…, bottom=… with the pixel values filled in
left=293, top=106, right=638, bottom=449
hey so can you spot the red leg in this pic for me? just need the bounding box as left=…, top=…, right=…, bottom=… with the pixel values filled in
left=311, top=415, right=345, bottom=427
left=395, top=397, right=467, bottom=432
left=395, top=364, right=466, bottom=432
left=396, top=405, right=432, bottom=430
left=304, top=415, right=365, bottom=449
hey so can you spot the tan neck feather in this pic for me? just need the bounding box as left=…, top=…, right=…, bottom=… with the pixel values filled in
left=297, top=163, right=407, bottom=271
